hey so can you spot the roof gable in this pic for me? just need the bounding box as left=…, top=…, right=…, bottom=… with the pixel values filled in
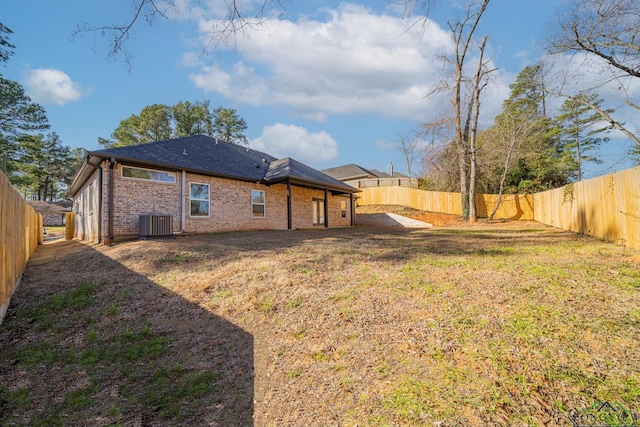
left=322, top=163, right=377, bottom=180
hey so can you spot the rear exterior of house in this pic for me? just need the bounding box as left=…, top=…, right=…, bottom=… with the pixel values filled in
left=68, top=136, right=357, bottom=243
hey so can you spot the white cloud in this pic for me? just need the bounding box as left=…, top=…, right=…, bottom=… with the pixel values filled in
left=187, top=3, right=456, bottom=122
left=23, top=68, right=89, bottom=106
left=375, top=138, right=395, bottom=150
left=249, top=123, right=339, bottom=164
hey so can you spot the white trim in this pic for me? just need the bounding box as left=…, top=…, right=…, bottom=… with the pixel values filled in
left=189, top=182, right=210, bottom=218
left=252, top=189, right=266, bottom=218
left=121, top=165, right=176, bottom=184
left=88, top=181, right=94, bottom=215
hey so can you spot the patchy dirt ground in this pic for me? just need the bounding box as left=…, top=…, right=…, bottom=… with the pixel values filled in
left=357, top=205, right=466, bottom=228
left=1, top=210, right=639, bottom=426
left=356, top=204, right=532, bottom=230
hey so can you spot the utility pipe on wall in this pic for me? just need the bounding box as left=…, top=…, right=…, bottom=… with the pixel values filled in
left=181, top=170, right=186, bottom=232
left=107, top=159, right=115, bottom=244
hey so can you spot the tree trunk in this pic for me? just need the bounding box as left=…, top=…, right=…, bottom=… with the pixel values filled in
left=489, top=138, right=515, bottom=220
left=447, top=0, right=490, bottom=220
left=468, top=36, right=490, bottom=223
left=576, top=134, right=582, bottom=182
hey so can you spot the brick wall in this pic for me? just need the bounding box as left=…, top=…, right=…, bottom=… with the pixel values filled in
left=184, top=173, right=289, bottom=233
left=42, top=213, right=65, bottom=226
left=290, top=187, right=352, bottom=229
left=111, top=163, right=182, bottom=236
left=86, top=161, right=354, bottom=240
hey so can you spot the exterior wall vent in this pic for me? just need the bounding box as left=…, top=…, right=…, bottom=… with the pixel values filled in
left=139, top=214, right=173, bottom=238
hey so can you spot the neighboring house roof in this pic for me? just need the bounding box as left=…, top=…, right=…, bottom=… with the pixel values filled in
left=27, top=200, right=72, bottom=213
left=369, top=169, right=409, bottom=178
left=321, top=163, right=378, bottom=181
left=67, top=135, right=358, bottom=196
left=322, top=164, right=410, bottom=181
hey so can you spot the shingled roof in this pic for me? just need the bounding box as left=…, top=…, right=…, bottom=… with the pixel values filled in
left=27, top=200, right=72, bottom=213
left=68, top=135, right=357, bottom=196
left=321, top=163, right=378, bottom=181
left=265, top=157, right=354, bottom=193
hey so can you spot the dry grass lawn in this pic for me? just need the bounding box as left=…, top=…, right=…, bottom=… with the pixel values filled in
left=1, top=208, right=639, bottom=426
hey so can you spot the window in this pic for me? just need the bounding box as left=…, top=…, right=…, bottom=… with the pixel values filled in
left=252, top=190, right=265, bottom=218
left=122, top=166, right=176, bottom=183
left=190, top=183, right=210, bottom=217
left=88, top=182, right=94, bottom=214
left=341, top=200, right=347, bottom=219
left=312, top=199, right=325, bottom=226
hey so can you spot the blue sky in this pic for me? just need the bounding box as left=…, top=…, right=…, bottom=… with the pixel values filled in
left=1, top=0, right=637, bottom=178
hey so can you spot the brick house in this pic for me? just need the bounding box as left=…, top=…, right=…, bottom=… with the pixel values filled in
left=27, top=200, right=72, bottom=226
left=322, top=163, right=416, bottom=188
left=66, top=135, right=359, bottom=244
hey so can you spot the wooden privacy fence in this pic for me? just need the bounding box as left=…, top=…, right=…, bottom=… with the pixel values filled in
left=1, top=172, right=42, bottom=325
left=358, top=166, right=640, bottom=249
left=357, top=186, right=534, bottom=220
left=534, top=166, right=640, bottom=250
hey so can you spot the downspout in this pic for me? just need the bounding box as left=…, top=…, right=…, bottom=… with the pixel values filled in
left=97, top=166, right=103, bottom=243
left=287, top=180, right=292, bottom=230
left=107, top=158, right=115, bottom=244
left=324, top=189, right=329, bottom=228
left=350, top=193, right=354, bottom=226
left=181, top=170, right=186, bottom=232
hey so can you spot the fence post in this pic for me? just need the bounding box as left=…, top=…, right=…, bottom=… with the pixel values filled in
left=65, top=212, right=75, bottom=240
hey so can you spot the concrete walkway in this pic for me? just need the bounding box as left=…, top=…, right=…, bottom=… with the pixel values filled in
left=356, top=213, right=433, bottom=228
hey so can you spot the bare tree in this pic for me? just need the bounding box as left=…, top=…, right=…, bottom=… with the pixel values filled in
left=429, top=0, right=492, bottom=221
left=72, top=0, right=286, bottom=67
left=466, top=35, right=494, bottom=222
left=418, top=117, right=458, bottom=190
left=397, top=131, right=421, bottom=182
left=485, top=109, right=541, bottom=219
left=549, top=0, right=640, bottom=154
left=74, top=0, right=438, bottom=68
left=550, top=0, right=640, bottom=79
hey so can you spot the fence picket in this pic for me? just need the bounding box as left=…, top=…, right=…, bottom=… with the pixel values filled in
left=1, top=172, right=41, bottom=325
left=358, top=166, right=640, bottom=250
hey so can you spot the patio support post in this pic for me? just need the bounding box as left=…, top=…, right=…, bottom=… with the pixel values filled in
left=324, top=189, right=329, bottom=228
left=350, top=193, right=354, bottom=226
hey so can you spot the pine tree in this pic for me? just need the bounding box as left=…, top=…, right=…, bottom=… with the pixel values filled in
left=556, top=92, right=613, bottom=181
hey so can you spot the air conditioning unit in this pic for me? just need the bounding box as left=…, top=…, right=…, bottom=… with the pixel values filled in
left=139, top=214, right=173, bottom=238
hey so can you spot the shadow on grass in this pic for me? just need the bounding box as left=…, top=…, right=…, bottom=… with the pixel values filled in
left=0, top=240, right=253, bottom=426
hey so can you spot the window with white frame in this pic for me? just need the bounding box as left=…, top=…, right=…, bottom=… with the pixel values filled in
left=122, top=166, right=176, bottom=183
left=341, top=200, right=347, bottom=218
left=190, top=183, right=210, bottom=217
left=252, top=190, right=265, bottom=218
